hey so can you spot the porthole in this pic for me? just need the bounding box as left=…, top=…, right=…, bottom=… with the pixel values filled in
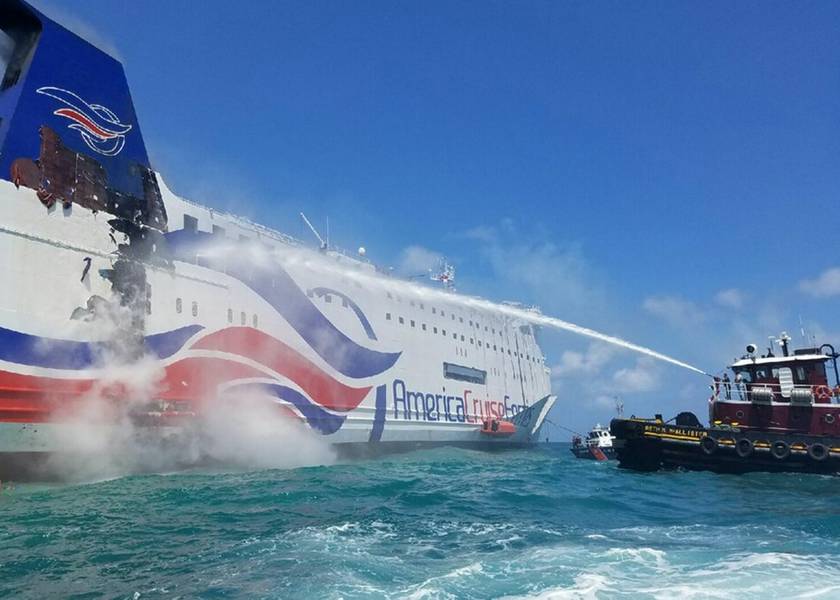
left=176, top=298, right=182, bottom=314
left=736, top=410, right=745, bottom=419
left=192, top=301, right=198, bottom=317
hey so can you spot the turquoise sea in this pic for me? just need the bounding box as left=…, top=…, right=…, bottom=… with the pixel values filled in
left=2, top=446, right=839, bottom=599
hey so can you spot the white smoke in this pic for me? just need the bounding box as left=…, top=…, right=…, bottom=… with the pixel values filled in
left=41, top=274, right=334, bottom=483
left=44, top=375, right=336, bottom=482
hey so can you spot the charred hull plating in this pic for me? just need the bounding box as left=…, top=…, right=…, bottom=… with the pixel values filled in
left=0, top=1, right=555, bottom=474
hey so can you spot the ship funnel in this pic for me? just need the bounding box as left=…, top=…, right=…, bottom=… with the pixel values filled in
left=0, top=0, right=166, bottom=228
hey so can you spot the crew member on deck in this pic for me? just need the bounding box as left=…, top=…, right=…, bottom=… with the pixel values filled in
left=735, top=372, right=745, bottom=401
left=722, top=372, right=731, bottom=400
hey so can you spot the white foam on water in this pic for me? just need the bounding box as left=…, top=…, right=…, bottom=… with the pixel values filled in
left=502, top=573, right=614, bottom=600
left=402, top=562, right=485, bottom=600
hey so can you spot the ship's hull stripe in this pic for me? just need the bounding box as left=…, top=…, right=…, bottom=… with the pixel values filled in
left=0, top=324, right=203, bottom=370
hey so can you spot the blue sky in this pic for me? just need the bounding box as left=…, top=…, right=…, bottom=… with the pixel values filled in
left=34, top=0, right=840, bottom=435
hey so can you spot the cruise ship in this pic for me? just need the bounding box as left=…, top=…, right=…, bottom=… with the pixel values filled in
left=0, top=0, right=554, bottom=473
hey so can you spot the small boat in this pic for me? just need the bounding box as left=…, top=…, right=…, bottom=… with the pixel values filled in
left=570, top=424, right=616, bottom=460
left=611, top=333, right=840, bottom=474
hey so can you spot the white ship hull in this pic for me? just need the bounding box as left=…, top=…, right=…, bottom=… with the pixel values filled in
left=0, top=179, right=554, bottom=456
left=0, top=1, right=554, bottom=474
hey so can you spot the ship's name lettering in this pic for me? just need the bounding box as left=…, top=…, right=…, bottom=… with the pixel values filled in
left=643, top=424, right=703, bottom=438
left=391, top=379, right=527, bottom=423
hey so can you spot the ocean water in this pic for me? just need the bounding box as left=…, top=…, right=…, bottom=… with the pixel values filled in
left=2, top=446, right=840, bottom=599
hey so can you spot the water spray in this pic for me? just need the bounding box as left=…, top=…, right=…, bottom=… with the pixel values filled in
left=242, top=243, right=713, bottom=378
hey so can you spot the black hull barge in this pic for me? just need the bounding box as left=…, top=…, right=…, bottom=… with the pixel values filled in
left=612, top=334, right=840, bottom=474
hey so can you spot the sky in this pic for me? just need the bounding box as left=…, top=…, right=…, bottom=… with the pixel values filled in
left=31, top=0, right=840, bottom=436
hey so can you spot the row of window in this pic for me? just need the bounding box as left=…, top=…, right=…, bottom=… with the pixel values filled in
left=174, top=297, right=258, bottom=327
left=384, top=293, right=532, bottom=336
left=385, top=313, right=543, bottom=364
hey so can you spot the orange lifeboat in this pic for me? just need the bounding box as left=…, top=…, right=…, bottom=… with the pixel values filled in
left=480, top=418, right=516, bottom=437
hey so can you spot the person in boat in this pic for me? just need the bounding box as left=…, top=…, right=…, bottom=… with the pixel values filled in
left=735, top=371, right=745, bottom=401
left=722, top=372, right=731, bottom=400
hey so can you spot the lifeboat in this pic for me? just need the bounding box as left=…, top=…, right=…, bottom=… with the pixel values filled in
left=480, top=418, right=516, bottom=437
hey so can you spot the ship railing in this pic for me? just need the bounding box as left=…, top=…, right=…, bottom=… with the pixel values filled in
left=711, top=380, right=840, bottom=404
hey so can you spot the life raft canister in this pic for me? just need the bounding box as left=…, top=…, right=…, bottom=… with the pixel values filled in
left=480, top=419, right=516, bottom=437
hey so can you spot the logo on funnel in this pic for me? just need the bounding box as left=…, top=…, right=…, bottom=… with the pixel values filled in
left=36, top=86, right=132, bottom=156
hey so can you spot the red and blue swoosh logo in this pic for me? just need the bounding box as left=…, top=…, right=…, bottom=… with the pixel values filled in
left=0, top=253, right=399, bottom=437
left=36, top=86, right=133, bottom=156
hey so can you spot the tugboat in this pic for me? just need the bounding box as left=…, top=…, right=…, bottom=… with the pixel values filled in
left=571, top=424, right=616, bottom=460
left=611, top=333, right=840, bottom=474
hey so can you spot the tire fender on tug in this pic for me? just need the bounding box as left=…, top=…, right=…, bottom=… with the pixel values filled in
left=700, top=436, right=717, bottom=455
left=771, top=440, right=791, bottom=460
left=735, top=438, right=753, bottom=458
left=808, top=443, right=829, bottom=462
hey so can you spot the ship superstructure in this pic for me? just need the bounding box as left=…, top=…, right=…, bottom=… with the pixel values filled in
left=0, top=0, right=554, bottom=472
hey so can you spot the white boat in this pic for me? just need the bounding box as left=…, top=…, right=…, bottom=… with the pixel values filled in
left=0, top=1, right=555, bottom=476
left=570, top=424, right=616, bottom=460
